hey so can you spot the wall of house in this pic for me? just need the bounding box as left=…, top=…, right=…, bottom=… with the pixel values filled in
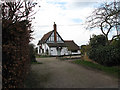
left=37, top=45, right=42, bottom=54
left=49, top=47, right=57, bottom=56
left=42, top=43, right=49, bottom=55
left=71, top=50, right=81, bottom=55
left=61, top=47, right=68, bottom=55
left=46, top=32, right=64, bottom=43
left=37, top=44, right=50, bottom=55
left=38, top=44, right=81, bottom=56
left=49, top=47, right=68, bottom=56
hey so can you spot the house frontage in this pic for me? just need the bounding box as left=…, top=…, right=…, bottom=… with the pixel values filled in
left=37, top=22, right=81, bottom=56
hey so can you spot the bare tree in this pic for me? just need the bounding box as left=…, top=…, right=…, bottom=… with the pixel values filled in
left=2, top=0, right=38, bottom=30
left=85, top=1, right=120, bottom=45
left=2, top=0, right=39, bottom=88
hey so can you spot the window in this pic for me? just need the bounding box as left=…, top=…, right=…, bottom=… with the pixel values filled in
left=51, top=37, right=54, bottom=41
left=72, top=50, right=77, bottom=52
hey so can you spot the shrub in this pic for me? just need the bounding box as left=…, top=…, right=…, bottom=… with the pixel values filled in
left=88, top=45, right=120, bottom=66
left=88, top=34, right=120, bottom=66
left=2, top=1, right=37, bottom=88
left=2, top=20, right=32, bottom=88
left=29, top=44, right=36, bottom=62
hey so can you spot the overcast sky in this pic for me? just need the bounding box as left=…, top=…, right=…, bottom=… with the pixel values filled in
left=30, top=0, right=116, bottom=46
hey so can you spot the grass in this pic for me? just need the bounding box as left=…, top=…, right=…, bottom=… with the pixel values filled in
left=35, top=55, right=51, bottom=58
left=71, top=59, right=120, bottom=78
left=31, top=61, right=43, bottom=64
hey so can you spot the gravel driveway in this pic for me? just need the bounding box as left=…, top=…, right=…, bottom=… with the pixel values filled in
left=25, top=57, right=119, bottom=88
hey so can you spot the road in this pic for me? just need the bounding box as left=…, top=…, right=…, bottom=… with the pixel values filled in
left=25, top=57, right=119, bottom=88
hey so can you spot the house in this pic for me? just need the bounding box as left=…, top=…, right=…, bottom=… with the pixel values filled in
left=37, top=22, right=80, bottom=56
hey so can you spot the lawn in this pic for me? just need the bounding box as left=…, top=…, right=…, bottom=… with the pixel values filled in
left=71, top=59, right=120, bottom=78
left=31, top=61, right=43, bottom=64
left=36, top=55, right=52, bottom=58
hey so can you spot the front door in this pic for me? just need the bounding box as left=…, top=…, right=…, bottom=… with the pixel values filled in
left=57, top=47, right=61, bottom=56
left=57, top=49, right=61, bottom=56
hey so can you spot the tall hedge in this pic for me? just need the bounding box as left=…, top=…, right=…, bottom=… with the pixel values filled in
left=88, top=45, right=120, bottom=66
left=88, top=35, right=120, bottom=66
left=29, top=44, right=36, bottom=63
left=2, top=19, right=32, bottom=88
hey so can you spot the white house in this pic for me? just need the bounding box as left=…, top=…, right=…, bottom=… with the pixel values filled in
left=37, top=22, right=81, bottom=56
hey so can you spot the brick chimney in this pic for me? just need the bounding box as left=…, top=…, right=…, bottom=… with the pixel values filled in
left=53, top=22, right=57, bottom=42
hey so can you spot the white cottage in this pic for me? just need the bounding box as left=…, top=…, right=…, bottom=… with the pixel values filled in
left=37, top=22, right=80, bottom=56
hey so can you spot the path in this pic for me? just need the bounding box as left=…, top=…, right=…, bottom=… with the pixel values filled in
left=25, top=57, right=119, bottom=88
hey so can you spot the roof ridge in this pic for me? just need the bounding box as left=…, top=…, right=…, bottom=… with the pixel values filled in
left=64, top=40, right=73, bottom=41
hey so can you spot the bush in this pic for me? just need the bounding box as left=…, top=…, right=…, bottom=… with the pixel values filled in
left=29, top=44, right=36, bottom=62
left=89, top=34, right=106, bottom=48
left=88, top=34, right=120, bottom=66
left=88, top=45, right=120, bottom=66
left=2, top=1, right=37, bottom=88
left=2, top=20, right=32, bottom=88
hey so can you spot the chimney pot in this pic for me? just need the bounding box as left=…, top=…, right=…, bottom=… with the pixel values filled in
left=54, top=22, right=57, bottom=43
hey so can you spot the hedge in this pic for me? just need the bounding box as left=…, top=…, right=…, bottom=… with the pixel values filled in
left=2, top=19, right=32, bottom=88
left=88, top=45, right=120, bottom=66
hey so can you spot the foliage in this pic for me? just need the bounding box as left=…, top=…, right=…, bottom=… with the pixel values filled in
left=88, top=45, right=120, bottom=66
left=80, top=45, right=90, bottom=55
left=86, top=1, right=120, bottom=44
left=2, top=1, right=38, bottom=88
left=31, top=62, right=43, bottom=64
left=72, top=60, right=120, bottom=78
left=111, top=36, right=120, bottom=48
left=89, top=34, right=106, bottom=48
left=36, top=55, right=51, bottom=58
left=29, top=44, right=36, bottom=62
left=88, top=34, right=120, bottom=66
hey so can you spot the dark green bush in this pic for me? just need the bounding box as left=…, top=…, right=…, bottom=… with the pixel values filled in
left=29, top=44, right=36, bottom=62
left=88, top=45, right=120, bottom=66
left=88, top=34, right=120, bottom=66
left=89, top=34, right=106, bottom=48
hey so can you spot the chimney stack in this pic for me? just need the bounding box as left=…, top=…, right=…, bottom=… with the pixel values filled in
left=53, top=22, right=57, bottom=42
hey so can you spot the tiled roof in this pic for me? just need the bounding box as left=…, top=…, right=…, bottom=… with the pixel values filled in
left=47, top=43, right=66, bottom=47
left=37, top=30, right=53, bottom=45
left=64, top=40, right=80, bottom=51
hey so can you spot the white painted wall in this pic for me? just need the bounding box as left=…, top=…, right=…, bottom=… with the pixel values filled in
left=49, top=47, right=57, bottom=56
left=71, top=50, right=81, bottom=55
left=37, top=45, right=40, bottom=54
left=38, top=43, right=81, bottom=56
left=46, top=32, right=64, bottom=43
left=42, top=43, right=49, bottom=55
left=61, top=47, right=68, bottom=55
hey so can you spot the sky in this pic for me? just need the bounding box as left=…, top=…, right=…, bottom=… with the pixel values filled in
left=30, top=0, right=117, bottom=47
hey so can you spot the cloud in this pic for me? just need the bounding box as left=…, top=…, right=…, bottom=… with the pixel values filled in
left=31, top=0, right=114, bottom=46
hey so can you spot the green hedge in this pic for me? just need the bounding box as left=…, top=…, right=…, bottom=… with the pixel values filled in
left=88, top=45, right=120, bottom=66
left=88, top=34, right=120, bottom=66
left=29, top=44, right=36, bottom=63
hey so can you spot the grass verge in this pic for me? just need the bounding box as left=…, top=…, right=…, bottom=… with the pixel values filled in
left=31, top=61, right=43, bottom=64
left=36, top=55, right=52, bottom=58
left=71, top=59, right=120, bottom=78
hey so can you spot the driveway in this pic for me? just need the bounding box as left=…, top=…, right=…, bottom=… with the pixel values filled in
left=25, top=57, right=119, bottom=88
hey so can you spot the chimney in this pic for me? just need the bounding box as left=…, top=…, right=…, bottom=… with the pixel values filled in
left=53, top=22, right=57, bottom=42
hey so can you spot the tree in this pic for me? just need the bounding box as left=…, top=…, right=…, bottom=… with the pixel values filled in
left=80, top=45, right=90, bottom=55
left=29, top=44, right=36, bottom=62
left=89, top=34, right=106, bottom=48
left=2, top=0, right=39, bottom=88
left=88, top=34, right=120, bottom=66
left=86, top=1, right=120, bottom=45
